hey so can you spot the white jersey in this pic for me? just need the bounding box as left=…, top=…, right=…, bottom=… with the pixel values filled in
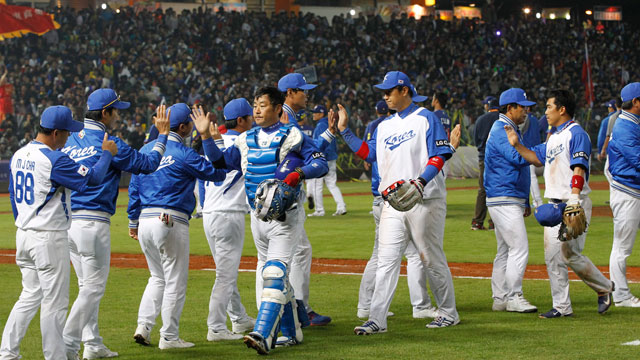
left=535, top=121, right=592, bottom=200
left=375, top=106, right=449, bottom=199
left=202, top=131, right=249, bottom=212
left=10, top=141, right=93, bottom=231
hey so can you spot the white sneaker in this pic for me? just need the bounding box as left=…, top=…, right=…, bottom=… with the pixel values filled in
left=413, top=306, right=438, bottom=319
left=159, top=338, right=195, bottom=350
left=333, top=209, right=347, bottom=216
left=207, top=329, right=243, bottom=341
left=426, top=316, right=460, bottom=328
left=492, top=299, right=508, bottom=311
left=356, top=309, right=394, bottom=319
left=615, top=296, right=640, bottom=308
left=308, top=211, right=325, bottom=217
left=232, top=317, right=256, bottom=333
left=83, top=345, right=118, bottom=359
left=354, top=320, right=386, bottom=335
left=133, top=324, right=151, bottom=346
left=506, top=295, right=537, bottom=313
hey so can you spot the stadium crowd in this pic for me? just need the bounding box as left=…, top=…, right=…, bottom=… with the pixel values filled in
left=0, top=5, right=638, bottom=159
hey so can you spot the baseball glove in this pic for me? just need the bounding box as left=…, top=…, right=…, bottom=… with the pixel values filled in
left=558, top=204, right=587, bottom=241
left=254, top=179, right=298, bottom=222
left=382, top=179, right=424, bottom=212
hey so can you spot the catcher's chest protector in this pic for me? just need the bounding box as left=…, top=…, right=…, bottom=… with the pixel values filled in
left=244, top=124, right=292, bottom=206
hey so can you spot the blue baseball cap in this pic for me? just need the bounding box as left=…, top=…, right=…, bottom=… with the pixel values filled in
left=87, top=89, right=131, bottom=111
left=311, top=105, right=327, bottom=114
left=374, top=71, right=428, bottom=103
left=144, top=124, right=159, bottom=144
left=621, top=82, right=640, bottom=102
left=168, top=103, right=192, bottom=128
left=604, top=99, right=617, bottom=109
left=40, top=106, right=84, bottom=132
left=482, top=96, right=497, bottom=104
left=224, top=98, right=253, bottom=121
left=534, top=203, right=568, bottom=227
left=375, top=100, right=389, bottom=113
left=278, top=73, right=317, bottom=92
left=499, top=88, right=536, bottom=107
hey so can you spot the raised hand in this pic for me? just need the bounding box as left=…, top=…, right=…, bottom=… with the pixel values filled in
left=209, top=116, right=222, bottom=140
left=190, top=105, right=211, bottom=139
left=280, top=111, right=290, bottom=124
left=450, top=124, right=461, bottom=149
left=101, top=133, right=118, bottom=156
left=504, top=125, right=520, bottom=147
left=337, top=104, right=349, bottom=132
left=328, top=108, right=338, bottom=134
left=154, top=104, right=170, bottom=135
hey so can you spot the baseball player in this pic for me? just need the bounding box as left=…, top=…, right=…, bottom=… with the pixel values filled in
left=61, top=89, right=170, bottom=359
left=307, top=105, right=347, bottom=217
left=471, top=96, right=499, bottom=230
left=505, top=89, right=615, bottom=317
left=339, top=71, right=459, bottom=334
left=278, top=73, right=333, bottom=326
left=206, top=86, right=328, bottom=354
left=598, top=98, right=621, bottom=162
left=357, top=100, right=450, bottom=320
left=127, top=104, right=227, bottom=349
left=200, top=98, right=256, bottom=341
left=484, top=88, right=537, bottom=314
left=1, top=106, right=117, bottom=360
left=432, top=92, right=451, bottom=138
left=522, top=106, right=543, bottom=208
left=607, top=82, right=640, bottom=307
left=597, top=100, right=616, bottom=158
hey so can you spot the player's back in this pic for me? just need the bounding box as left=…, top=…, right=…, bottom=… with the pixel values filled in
left=202, top=131, right=248, bottom=212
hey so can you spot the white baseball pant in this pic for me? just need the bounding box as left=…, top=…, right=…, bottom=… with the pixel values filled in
left=544, top=197, right=613, bottom=315
left=203, top=211, right=252, bottom=331
left=251, top=205, right=302, bottom=307
left=609, top=187, right=640, bottom=302
left=137, top=212, right=190, bottom=341
left=0, top=229, right=70, bottom=360
left=358, top=197, right=433, bottom=313
left=488, top=204, right=529, bottom=302
left=308, top=160, right=346, bottom=214
left=369, top=199, right=458, bottom=329
left=63, top=217, right=110, bottom=354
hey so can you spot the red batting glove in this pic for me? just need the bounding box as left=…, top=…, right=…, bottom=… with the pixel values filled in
left=283, top=171, right=301, bottom=187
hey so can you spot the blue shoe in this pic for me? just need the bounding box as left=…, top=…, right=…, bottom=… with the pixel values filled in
left=296, top=300, right=310, bottom=328
left=598, top=282, right=615, bottom=314
left=539, top=308, right=573, bottom=319
left=308, top=311, right=332, bottom=326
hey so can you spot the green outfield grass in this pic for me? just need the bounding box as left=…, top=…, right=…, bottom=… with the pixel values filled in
left=0, top=266, right=639, bottom=359
left=0, top=175, right=636, bottom=266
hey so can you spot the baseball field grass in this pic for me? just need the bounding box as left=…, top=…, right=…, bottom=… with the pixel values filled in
left=1, top=175, right=639, bottom=359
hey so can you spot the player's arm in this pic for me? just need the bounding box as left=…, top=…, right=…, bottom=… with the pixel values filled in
left=8, top=169, right=17, bottom=220
left=127, top=174, right=141, bottom=240
left=504, top=125, right=544, bottom=167
left=191, top=105, right=241, bottom=171
left=283, top=133, right=329, bottom=187
left=337, top=104, right=377, bottom=163
left=567, top=129, right=591, bottom=204
left=50, top=134, right=118, bottom=192
left=609, top=130, right=640, bottom=172
left=312, top=115, right=336, bottom=152
left=419, top=112, right=453, bottom=186
left=112, top=105, right=170, bottom=174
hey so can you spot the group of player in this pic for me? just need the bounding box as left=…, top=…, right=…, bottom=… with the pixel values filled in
left=3, top=69, right=640, bottom=359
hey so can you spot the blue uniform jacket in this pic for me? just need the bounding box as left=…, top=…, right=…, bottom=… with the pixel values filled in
left=62, top=119, right=168, bottom=216
left=597, top=111, right=614, bottom=153
left=607, top=111, right=640, bottom=192
left=484, top=114, right=530, bottom=203
left=312, top=117, right=337, bottom=161
left=127, top=133, right=226, bottom=222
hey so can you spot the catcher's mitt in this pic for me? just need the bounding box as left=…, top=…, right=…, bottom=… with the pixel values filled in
left=558, top=204, right=587, bottom=241
left=254, top=179, right=298, bottom=222
left=381, top=179, right=424, bottom=212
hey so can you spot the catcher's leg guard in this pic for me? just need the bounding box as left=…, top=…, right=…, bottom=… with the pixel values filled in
left=279, top=284, right=303, bottom=344
left=250, top=260, right=287, bottom=351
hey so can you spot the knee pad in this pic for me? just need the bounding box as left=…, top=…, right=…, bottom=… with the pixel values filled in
left=262, top=260, right=287, bottom=294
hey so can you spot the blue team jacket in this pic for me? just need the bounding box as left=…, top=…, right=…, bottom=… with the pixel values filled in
left=313, top=117, right=337, bottom=161
left=607, top=111, right=640, bottom=193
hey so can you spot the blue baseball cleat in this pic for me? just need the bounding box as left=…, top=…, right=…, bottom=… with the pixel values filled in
left=308, top=311, right=332, bottom=326
left=598, top=282, right=615, bottom=314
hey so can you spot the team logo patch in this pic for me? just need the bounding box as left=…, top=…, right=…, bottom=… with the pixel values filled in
left=546, top=144, right=565, bottom=164
left=435, top=139, right=450, bottom=147
left=572, top=151, right=589, bottom=161
left=77, top=165, right=89, bottom=177
left=157, top=155, right=175, bottom=170
left=311, top=152, right=324, bottom=159
left=384, top=130, right=416, bottom=150
left=62, top=145, right=98, bottom=162
left=78, top=130, right=85, bottom=139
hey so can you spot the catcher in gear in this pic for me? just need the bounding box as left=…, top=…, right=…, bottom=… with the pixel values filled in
left=505, top=89, right=614, bottom=318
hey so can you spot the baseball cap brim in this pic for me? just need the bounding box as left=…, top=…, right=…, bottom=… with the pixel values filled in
left=299, top=84, right=317, bottom=90
left=412, top=95, right=428, bottom=103
left=517, top=100, right=536, bottom=106
left=67, top=119, right=85, bottom=132
left=374, top=83, right=396, bottom=90
left=112, top=100, right=131, bottom=110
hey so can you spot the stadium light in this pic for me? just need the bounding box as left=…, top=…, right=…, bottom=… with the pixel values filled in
left=549, top=13, right=556, bottom=19
left=535, top=12, right=541, bottom=19
left=470, top=3, right=476, bottom=7
left=565, top=13, right=571, bottom=20
left=101, top=3, right=107, bottom=10
left=585, top=10, right=593, bottom=15
left=116, top=9, right=120, bottom=14
left=495, top=30, right=501, bottom=36
left=425, top=0, right=436, bottom=6
left=523, top=8, right=531, bottom=14
left=349, top=9, right=356, bottom=16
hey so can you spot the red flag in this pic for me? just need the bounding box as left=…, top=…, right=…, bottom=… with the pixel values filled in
left=581, top=42, right=594, bottom=108
left=0, top=4, right=60, bottom=40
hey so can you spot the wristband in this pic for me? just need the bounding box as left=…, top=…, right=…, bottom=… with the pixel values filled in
left=571, top=175, right=584, bottom=191
left=427, top=156, right=445, bottom=171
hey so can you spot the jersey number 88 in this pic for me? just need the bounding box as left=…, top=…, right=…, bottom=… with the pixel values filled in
left=14, top=171, right=35, bottom=205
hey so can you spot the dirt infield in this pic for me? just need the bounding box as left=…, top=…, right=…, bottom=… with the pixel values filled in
left=1, top=249, right=638, bottom=282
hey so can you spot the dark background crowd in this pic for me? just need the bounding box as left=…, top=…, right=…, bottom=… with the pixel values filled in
left=0, top=5, right=638, bottom=160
